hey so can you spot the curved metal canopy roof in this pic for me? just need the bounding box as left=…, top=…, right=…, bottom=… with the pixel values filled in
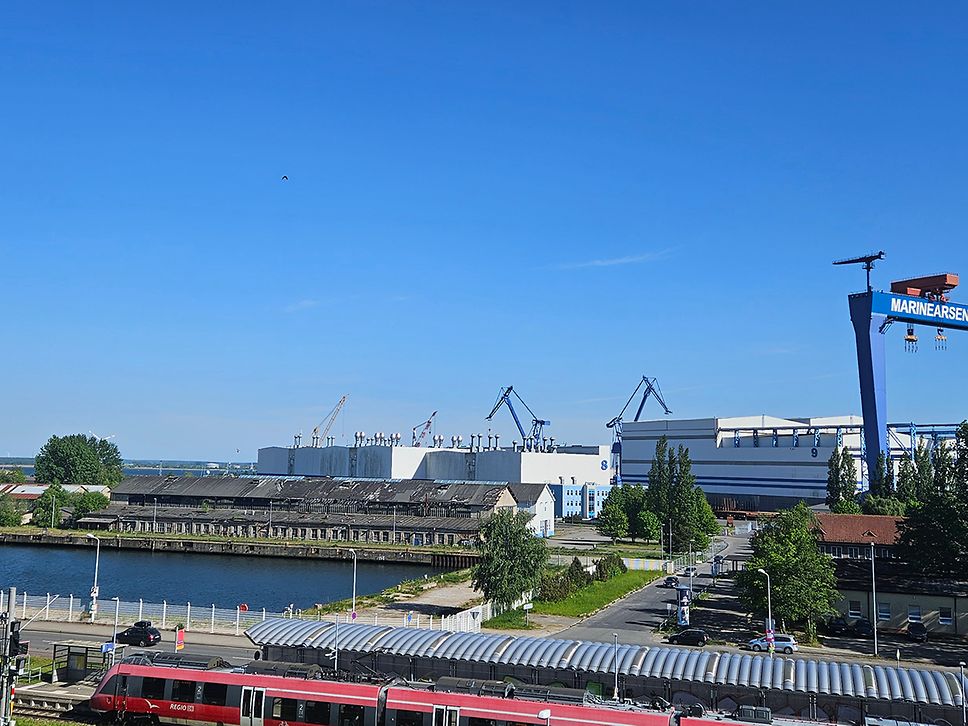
left=246, top=618, right=966, bottom=708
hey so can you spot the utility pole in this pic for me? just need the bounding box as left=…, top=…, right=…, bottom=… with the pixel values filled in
left=1, top=586, right=17, bottom=726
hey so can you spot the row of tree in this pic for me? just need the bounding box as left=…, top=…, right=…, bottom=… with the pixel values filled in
left=596, top=437, right=719, bottom=551
left=825, top=421, right=968, bottom=516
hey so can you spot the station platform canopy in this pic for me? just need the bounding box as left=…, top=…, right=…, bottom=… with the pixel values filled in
left=246, top=618, right=966, bottom=709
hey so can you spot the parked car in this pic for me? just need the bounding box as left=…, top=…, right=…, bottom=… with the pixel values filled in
left=823, top=616, right=851, bottom=636
left=663, top=576, right=680, bottom=588
left=747, top=634, right=798, bottom=654
left=906, top=622, right=928, bottom=642
left=115, top=621, right=162, bottom=647
left=850, top=618, right=875, bottom=639
left=668, top=629, right=709, bottom=647
left=683, top=566, right=698, bottom=577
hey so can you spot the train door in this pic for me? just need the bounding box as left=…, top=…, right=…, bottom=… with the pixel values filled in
left=240, top=687, right=266, bottom=726
left=432, top=706, right=459, bottom=726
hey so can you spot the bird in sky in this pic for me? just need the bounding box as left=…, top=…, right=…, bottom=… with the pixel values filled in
left=281, top=175, right=288, bottom=181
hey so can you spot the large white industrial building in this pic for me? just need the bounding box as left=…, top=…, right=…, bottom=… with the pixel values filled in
left=257, top=442, right=614, bottom=520
left=619, top=415, right=884, bottom=511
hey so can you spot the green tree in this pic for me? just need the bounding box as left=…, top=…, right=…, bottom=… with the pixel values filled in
left=35, top=434, right=123, bottom=488
left=735, top=502, right=838, bottom=641
left=952, top=421, right=968, bottom=497
left=0, top=492, right=24, bottom=526
left=869, top=451, right=887, bottom=498
left=644, top=436, right=672, bottom=525
left=0, top=467, right=28, bottom=484
left=32, top=482, right=69, bottom=528
left=472, top=509, right=548, bottom=609
left=830, top=498, right=861, bottom=514
left=839, top=447, right=857, bottom=504
left=897, top=493, right=968, bottom=578
left=861, top=495, right=906, bottom=516
left=596, top=492, right=629, bottom=543
left=825, top=448, right=842, bottom=508
left=895, top=455, right=918, bottom=504
left=71, top=491, right=110, bottom=523
left=636, top=510, right=660, bottom=542
left=914, top=442, right=934, bottom=500
left=933, top=441, right=955, bottom=494
left=620, top=483, right=648, bottom=541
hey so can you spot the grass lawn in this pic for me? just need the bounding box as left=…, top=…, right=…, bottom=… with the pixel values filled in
left=533, top=570, right=661, bottom=617
left=15, top=719, right=85, bottom=726
left=482, top=608, right=534, bottom=630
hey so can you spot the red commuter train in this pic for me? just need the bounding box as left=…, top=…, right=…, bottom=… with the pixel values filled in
left=89, top=654, right=768, bottom=726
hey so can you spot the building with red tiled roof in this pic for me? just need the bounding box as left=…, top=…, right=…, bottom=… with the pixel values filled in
left=813, top=512, right=902, bottom=559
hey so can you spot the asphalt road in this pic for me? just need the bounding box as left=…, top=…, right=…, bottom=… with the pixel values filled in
left=21, top=621, right=258, bottom=664
left=563, top=533, right=751, bottom=646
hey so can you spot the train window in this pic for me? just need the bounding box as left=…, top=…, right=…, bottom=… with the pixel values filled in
left=395, top=711, right=424, bottom=726
left=432, top=706, right=459, bottom=726
left=202, top=682, right=228, bottom=706
left=305, top=700, right=332, bottom=724
left=272, top=698, right=299, bottom=721
left=338, top=704, right=364, bottom=726
left=468, top=720, right=497, bottom=726
left=172, top=680, right=196, bottom=703
left=142, top=677, right=166, bottom=700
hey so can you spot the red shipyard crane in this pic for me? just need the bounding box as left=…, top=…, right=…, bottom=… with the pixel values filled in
left=310, top=395, right=348, bottom=447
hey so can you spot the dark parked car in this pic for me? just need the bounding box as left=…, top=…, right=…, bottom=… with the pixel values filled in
left=824, top=617, right=851, bottom=636
left=850, top=618, right=875, bottom=639
left=663, top=576, right=680, bottom=588
left=907, top=622, right=928, bottom=642
left=668, top=629, right=709, bottom=647
left=115, top=621, right=162, bottom=647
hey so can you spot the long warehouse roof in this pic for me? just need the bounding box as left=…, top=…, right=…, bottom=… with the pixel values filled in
left=246, top=618, right=967, bottom=708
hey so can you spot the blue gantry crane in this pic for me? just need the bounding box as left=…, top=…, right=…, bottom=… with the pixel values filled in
left=486, top=386, right=550, bottom=446
left=835, top=252, right=968, bottom=475
left=606, top=376, right=672, bottom=485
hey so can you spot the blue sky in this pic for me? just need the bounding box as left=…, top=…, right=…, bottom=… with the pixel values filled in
left=2, top=2, right=967, bottom=460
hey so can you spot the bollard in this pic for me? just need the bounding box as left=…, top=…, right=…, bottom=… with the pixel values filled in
left=139, top=599, right=143, bottom=621
left=69, top=594, right=74, bottom=622
left=162, top=600, right=168, bottom=629
left=186, top=602, right=191, bottom=631
left=211, top=604, right=216, bottom=633
left=236, top=607, right=240, bottom=636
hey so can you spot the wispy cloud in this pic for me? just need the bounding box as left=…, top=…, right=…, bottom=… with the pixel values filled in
left=284, top=299, right=320, bottom=314
left=558, top=249, right=674, bottom=270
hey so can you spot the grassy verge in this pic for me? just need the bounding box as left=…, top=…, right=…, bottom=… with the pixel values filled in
left=304, top=568, right=474, bottom=615
left=15, top=719, right=83, bottom=726
left=533, top=570, right=661, bottom=618
left=482, top=608, right=534, bottom=630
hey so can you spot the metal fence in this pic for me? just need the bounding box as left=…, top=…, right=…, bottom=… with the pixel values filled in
left=0, top=589, right=494, bottom=636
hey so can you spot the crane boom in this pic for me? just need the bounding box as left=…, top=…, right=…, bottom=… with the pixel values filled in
left=312, top=395, right=348, bottom=447
left=486, top=386, right=550, bottom=442
left=607, top=376, right=671, bottom=485
left=412, top=411, right=438, bottom=447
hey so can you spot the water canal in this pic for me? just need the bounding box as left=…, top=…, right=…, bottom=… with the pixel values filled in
left=0, top=543, right=443, bottom=610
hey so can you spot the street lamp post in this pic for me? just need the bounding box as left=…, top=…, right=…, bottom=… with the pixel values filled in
left=757, top=568, right=774, bottom=656
left=111, top=597, right=120, bottom=664
left=959, top=661, right=966, bottom=726
left=871, top=541, right=878, bottom=657
left=348, top=549, right=358, bottom=620
left=86, top=534, right=101, bottom=620
left=611, top=632, right=620, bottom=699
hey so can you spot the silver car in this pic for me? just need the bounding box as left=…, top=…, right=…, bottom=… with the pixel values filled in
left=748, top=634, right=798, bottom=654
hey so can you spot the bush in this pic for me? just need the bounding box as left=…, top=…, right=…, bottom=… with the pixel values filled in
left=537, top=571, right=573, bottom=602
left=594, top=552, right=628, bottom=581
left=567, top=557, right=593, bottom=589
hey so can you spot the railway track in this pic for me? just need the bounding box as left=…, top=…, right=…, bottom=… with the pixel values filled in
left=14, top=689, right=95, bottom=722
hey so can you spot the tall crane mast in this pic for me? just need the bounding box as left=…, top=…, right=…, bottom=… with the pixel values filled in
left=311, top=395, right=348, bottom=447
left=412, top=411, right=438, bottom=447
left=486, top=386, right=550, bottom=444
left=606, top=376, right=671, bottom=485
